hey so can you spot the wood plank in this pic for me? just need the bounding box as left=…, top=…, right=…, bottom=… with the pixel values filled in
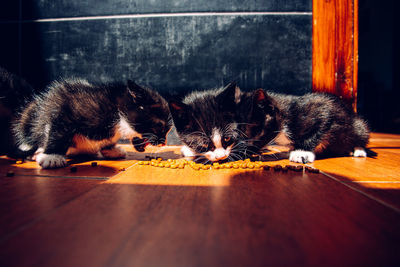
left=341, top=182, right=400, bottom=211
left=309, top=132, right=400, bottom=182
left=0, top=169, right=399, bottom=266
left=0, top=176, right=102, bottom=239
left=312, top=0, right=358, bottom=110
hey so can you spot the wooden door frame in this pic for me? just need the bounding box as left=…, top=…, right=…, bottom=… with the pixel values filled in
left=312, top=0, right=358, bottom=111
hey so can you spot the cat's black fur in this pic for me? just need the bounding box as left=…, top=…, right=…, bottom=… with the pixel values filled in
left=0, top=66, right=36, bottom=158
left=169, top=82, right=249, bottom=162
left=170, top=82, right=369, bottom=163
left=238, top=89, right=370, bottom=162
left=13, top=79, right=172, bottom=168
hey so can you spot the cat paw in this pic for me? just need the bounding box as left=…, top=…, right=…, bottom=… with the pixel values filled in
left=18, top=143, right=33, bottom=151
left=289, top=150, right=315, bottom=163
left=101, top=146, right=127, bottom=159
left=353, top=147, right=367, bottom=157
left=181, top=145, right=196, bottom=158
left=36, top=153, right=67, bottom=169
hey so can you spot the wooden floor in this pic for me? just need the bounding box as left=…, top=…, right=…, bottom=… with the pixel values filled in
left=1, top=133, right=400, bottom=266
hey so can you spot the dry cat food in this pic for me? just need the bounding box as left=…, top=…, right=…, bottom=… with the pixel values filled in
left=138, top=158, right=266, bottom=170
left=137, top=158, right=320, bottom=172
left=70, top=166, right=77, bottom=172
left=305, top=166, right=320, bottom=173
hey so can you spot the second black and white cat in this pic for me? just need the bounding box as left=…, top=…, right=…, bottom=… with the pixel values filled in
left=13, top=79, right=172, bottom=168
left=169, top=83, right=369, bottom=163
left=238, top=89, right=370, bottom=163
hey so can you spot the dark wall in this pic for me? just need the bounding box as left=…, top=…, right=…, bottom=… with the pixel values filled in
left=0, top=0, right=312, bottom=96
left=358, top=0, right=399, bottom=133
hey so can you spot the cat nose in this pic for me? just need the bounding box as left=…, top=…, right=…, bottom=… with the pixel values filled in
left=214, top=149, right=228, bottom=161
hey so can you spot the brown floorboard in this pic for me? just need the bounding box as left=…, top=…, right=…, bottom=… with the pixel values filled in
left=0, top=133, right=399, bottom=266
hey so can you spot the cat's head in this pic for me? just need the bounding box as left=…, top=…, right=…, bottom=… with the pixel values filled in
left=237, top=89, right=281, bottom=151
left=122, top=80, right=172, bottom=152
left=169, top=82, right=245, bottom=162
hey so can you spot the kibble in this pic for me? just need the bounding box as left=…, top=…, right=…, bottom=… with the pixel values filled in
left=288, top=165, right=303, bottom=172
left=137, top=158, right=279, bottom=171
left=305, top=166, right=320, bottom=173
left=16, top=160, right=24, bottom=164
left=6, top=170, right=14, bottom=177
left=273, top=165, right=283, bottom=171
left=91, top=162, right=98, bottom=167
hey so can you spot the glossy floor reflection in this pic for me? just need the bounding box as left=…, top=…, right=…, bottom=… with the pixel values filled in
left=0, top=133, right=399, bottom=266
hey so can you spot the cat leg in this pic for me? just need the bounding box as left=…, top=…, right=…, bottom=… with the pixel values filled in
left=101, top=145, right=127, bottom=159
left=36, top=125, right=72, bottom=169
left=289, top=150, right=316, bottom=163
left=353, top=147, right=367, bottom=157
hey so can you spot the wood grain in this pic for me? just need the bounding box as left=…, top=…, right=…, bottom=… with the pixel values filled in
left=1, top=172, right=399, bottom=266
left=0, top=133, right=399, bottom=266
left=312, top=0, right=358, bottom=110
left=0, top=176, right=102, bottom=239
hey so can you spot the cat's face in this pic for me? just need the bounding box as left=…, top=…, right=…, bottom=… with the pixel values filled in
left=237, top=89, right=281, bottom=152
left=124, top=81, right=173, bottom=151
left=169, top=83, right=245, bottom=162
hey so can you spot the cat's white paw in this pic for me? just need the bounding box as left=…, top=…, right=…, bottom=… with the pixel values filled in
left=353, top=147, right=367, bottom=157
left=36, top=153, right=67, bottom=169
left=289, top=150, right=315, bottom=163
left=101, top=146, right=127, bottom=159
left=181, top=145, right=196, bottom=158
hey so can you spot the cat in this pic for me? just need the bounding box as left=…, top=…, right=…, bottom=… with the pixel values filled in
left=0, top=66, right=36, bottom=158
left=238, top=88, right=370, bottom=163
left=170, top=82, right=369, bottom=163
left=169, top=82, right=249, bottom=163
left=13, top=79, right=172, bottom=168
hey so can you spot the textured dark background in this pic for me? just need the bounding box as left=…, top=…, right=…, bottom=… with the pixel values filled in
left=0, top=0, right=312, bottom=96
left=1, top=0, right=398, bottom=132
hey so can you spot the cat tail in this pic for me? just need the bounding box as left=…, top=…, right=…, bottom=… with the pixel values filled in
left=352, top=117, right=370, bottom=147
left=352, top=117, right=377, bottom=157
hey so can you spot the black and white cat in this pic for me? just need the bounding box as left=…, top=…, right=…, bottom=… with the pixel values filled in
left=169, top=82, right=247, bottom=162
left=0, top=66, right=36, bottom=158
left=169, top=83, right=369, bottom=163
left=238, top=89, right=370, bottom=163
left=13, top=79, right=172, bottom=168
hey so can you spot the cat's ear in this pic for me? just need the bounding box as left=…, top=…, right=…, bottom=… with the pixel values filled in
left=253, top=89, right=275, bottom=113
left=218, top=82, right=241, bottom=108
left=168, top=100, right=192, bottom=130
left=127, top=80, right=149, bottom=103
left=169, top=100, right=187, bottom=114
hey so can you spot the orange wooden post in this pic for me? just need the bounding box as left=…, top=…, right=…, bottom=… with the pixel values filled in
left=312, top=0, right=358, bottom=112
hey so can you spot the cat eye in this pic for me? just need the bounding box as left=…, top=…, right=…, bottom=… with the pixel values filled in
left=138, top=106, right=144, bottom=110
left=224, top=137, right=231, bottom=142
